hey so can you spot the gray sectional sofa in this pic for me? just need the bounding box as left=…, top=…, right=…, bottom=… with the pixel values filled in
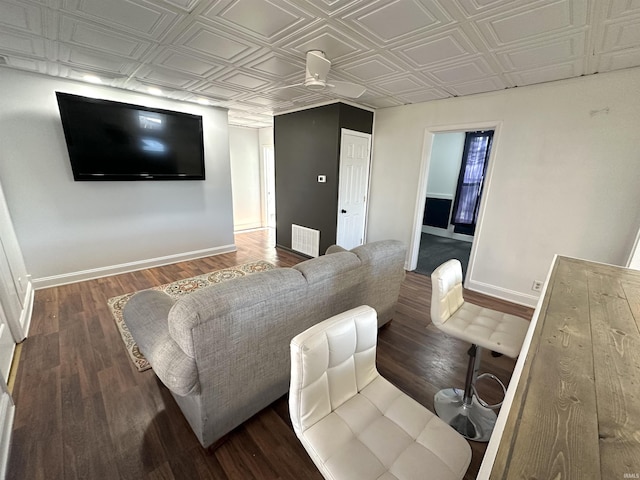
left=122, top=240, right=406, bottom=448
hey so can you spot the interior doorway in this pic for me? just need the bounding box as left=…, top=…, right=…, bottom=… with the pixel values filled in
left=261, top=145, right=275, bottom=229
left=408, top=123, right=500, bottom=283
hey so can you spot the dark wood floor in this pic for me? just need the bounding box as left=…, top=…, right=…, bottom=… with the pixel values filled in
left=7, top=229, right=533, bottom=480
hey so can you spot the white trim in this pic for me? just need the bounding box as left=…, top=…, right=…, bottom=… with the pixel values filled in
left=627, top=224, right=640, bottom=268
left=15, top=281, right=33, bottom=341
left=233, top=221, right=263, bottom=232
left=32, top=244, right=237, bottom=289
left=465, top=278, right=539, bottom=308
left=464, top=124, right=501, bottom=290
left=408, top=131, right=433, bottom=271
left=275, top=99, right=375, bottom=117
left=363, top=109, right=376, bottom=245
left=421, top=226, right=474, bottom=243
left=424, top=193, right=454, bottom=200
left=233, top=226, right=272, bottom=234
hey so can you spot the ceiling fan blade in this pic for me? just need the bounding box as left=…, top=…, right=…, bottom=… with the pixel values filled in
left=306, top=50, right=331, bottom=81
left=271, top=82, right=305, bottom=92
left=327, top=81, right=366, bottom=98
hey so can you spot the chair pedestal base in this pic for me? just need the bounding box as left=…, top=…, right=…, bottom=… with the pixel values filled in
left=434, top=388, right=496, bottom=442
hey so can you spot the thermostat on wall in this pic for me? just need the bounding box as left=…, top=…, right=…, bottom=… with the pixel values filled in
left=317, top=175, right=326, bottom=183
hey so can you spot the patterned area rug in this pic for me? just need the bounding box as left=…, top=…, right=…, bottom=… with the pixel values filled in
left=107, top=260, right=276, bottom=371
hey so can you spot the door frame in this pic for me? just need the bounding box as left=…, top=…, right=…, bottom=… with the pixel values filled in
left=336, top=128, right=372, bottom=249
left=408, top=121, right=502, bottom=287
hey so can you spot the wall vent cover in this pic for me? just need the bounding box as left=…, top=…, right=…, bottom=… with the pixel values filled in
left=291, top=224, right=320, bottom=258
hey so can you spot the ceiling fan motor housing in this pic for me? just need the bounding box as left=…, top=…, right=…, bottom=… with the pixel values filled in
left=304, top=78, right=327, bottom=91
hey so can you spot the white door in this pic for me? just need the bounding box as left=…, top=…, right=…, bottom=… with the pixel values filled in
left=0, top=180, right=31, bottom=342
left=337, top=129, right=372, bottom=250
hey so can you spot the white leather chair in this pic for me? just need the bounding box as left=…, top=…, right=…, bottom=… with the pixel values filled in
left=289, top=305, right=471, bottom=480
left=430, top=259, right=530, bottom=442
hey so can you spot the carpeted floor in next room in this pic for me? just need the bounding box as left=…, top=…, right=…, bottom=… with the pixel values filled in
left=415, top=233, right=472, bottom=277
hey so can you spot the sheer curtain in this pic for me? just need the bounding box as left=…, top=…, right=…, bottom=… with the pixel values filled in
left=452, top=131, right=493, bottom=233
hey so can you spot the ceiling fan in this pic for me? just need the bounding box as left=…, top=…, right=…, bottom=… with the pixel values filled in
left=275, top=50, right=366, bottom=99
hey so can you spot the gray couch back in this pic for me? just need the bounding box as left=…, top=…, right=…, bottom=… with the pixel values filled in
left=123, top=240, right=406, bottom=448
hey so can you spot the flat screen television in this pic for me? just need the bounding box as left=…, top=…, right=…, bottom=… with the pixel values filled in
left=56, top=92, right=205, bottom=181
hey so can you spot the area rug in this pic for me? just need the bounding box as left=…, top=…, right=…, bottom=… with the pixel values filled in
left=107, top=260, right=275, bottom=372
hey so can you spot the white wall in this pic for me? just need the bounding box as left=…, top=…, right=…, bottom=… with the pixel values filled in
left=229, top=126, right=262, bottom=231
left=369, top=67, right=640, bottom=307
left=423, top=132, right=466, bottom=239
left=0, top=69, right=235, bottom=287
left=426, top=132, right=465, bottom=197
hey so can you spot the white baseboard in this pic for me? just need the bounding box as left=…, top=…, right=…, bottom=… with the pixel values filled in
left=32, top=244, right=237, bottom=289
left=421, top=226, right=473, bottom=243
left=465, top=279, right=539, bottom=308
left=234, top=221, right=263, bottom=232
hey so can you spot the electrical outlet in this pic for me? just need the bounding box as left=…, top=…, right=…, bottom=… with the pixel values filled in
left=532, top=280, right=543, bottom=292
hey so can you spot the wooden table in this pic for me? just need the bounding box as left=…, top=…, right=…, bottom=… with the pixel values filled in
left=478, top=255, right=640, bottom=479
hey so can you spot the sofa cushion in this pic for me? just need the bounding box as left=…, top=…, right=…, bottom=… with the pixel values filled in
left=293, top=251, right=360, bottom=284
left=123, top=290, right=199, bottom=396
left=168, top=269, right=306, bottom=357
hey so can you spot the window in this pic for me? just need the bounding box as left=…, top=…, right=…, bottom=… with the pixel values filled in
left=451, top=131, right=493, bottom=235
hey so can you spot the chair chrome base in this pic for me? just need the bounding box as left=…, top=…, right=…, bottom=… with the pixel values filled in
left=434, top=388, right=497, bottom=442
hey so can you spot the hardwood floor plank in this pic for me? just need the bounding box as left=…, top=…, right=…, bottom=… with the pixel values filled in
left=12, top=364, right=61, bottom=433
left=244, top=409, right=322, bottom=480
left=144, top=462, right=176, bottom=480
left=29, top=288, right=59, bottom=336
left=6, top=428, right=63, bottom=480
left=168, top=446, right=225, bottom=480
left=60, top=376, right=120, bottom=479
left=6, top=229, right=532, bottom=480
left=216, top=427, right=280, bottom=480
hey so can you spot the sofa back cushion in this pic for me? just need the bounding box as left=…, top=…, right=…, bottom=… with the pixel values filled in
left=343, top=240, right=406, bottom=325
left=168, top=269, right=306, bottom=358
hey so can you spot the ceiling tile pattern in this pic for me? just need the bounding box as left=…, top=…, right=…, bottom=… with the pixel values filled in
left=1, top=0, right=640, bottom=127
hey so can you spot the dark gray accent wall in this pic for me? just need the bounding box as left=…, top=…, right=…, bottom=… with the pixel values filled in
left=274, top=102, right=373, bottom=254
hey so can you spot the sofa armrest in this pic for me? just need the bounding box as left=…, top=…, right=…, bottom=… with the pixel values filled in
left=123, top=290, right=199, bottom=396
left=325, top=244, right=348, bottom=255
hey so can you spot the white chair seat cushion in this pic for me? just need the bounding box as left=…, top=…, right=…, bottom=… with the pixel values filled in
left=439, top=302, right=529, bottom=358
left=300, top=375, right=471, bottom=480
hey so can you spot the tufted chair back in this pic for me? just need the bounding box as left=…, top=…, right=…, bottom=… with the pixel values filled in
left=289, top=305, right=378, bottom=436
left=430, top=259, right=465, bottom=327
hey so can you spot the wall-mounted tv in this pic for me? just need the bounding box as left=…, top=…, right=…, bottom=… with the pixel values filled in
left=56, top=92, right=205, bottom=181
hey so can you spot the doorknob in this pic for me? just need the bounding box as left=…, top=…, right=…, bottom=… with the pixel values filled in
left=341, top=209, right=347, bottom=213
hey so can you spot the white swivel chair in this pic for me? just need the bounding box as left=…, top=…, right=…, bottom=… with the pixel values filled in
left=289, top=305, right=471, bottom=480
left=430, top=259, right=530, bottom=442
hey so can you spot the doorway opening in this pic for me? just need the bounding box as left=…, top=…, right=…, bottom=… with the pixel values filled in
left=409, top=124, right=498, bottom=282
left=259, top=144, right=276, bottom=247
left=261, top=145, right=276, bottom=230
